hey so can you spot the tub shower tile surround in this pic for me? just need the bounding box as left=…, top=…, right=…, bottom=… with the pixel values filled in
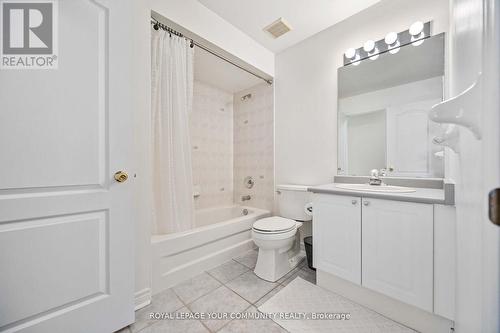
left=233, top=83, right=275, bottom=212
left=190, top=81, right=275, bottom=212
left=191, top=81, right=234, bottom=210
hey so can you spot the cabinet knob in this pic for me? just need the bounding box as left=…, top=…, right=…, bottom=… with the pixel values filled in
left=363, top=201, right=370, bottom=206
left=351, top=200, right=357, bottom=205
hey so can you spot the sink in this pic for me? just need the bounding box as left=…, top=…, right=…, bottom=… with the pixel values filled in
left=335, top=183, right=416, bottom=193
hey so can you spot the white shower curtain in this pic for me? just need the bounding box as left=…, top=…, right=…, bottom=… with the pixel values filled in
left=151, top=29, right=195, bottom=234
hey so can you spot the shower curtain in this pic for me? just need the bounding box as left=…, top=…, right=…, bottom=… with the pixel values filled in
left=151, top=29, right=195, bottom=234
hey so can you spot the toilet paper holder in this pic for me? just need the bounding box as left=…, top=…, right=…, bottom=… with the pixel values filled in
left=304, top=202, right=313, bottom=216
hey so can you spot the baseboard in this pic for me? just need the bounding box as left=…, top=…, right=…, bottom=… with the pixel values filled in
left=317, top=270, right=454, bottom=333
left=134, top=288, right=152, bottom=311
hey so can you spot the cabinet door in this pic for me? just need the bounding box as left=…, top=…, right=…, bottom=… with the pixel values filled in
left=313, top=194, right=361, bottom=284
left=362, top=198, right=433, bottom=311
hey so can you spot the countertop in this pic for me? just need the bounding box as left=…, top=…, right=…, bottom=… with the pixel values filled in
left=308, top=183, right=450, bottom=205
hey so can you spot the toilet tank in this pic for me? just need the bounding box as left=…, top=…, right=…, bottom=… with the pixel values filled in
left=276, top=184, right=312, bottom=221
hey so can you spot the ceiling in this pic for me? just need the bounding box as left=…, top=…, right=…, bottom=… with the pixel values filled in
left=197, top=0, right=380, bottom=53
left=194, top=46, right=263, bottom=93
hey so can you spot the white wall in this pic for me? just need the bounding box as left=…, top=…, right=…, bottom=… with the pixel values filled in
left=132, top=0, right=275, bottom=306
left=275, top=0, right=449, bottom=186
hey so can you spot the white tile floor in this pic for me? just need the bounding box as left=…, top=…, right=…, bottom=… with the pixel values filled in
left=116, top=249, right=412, bottom=333
left=117, top=249, right=312, bottom=333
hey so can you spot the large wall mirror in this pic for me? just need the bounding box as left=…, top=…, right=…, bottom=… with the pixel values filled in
left=337, top=33, right=445, bottom=178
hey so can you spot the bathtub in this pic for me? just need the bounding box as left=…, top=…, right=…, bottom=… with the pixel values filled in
left=151, top=205, right=270, bottom=294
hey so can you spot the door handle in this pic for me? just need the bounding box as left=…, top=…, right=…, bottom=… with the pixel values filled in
left=489, top=188, right=500, bottom=226
left=114, top=171, right=128, bottom=183
left=363, top=201, right=370, bottom=206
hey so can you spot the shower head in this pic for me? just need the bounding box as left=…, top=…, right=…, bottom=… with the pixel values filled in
left=241, top=93, right=252, bottom=102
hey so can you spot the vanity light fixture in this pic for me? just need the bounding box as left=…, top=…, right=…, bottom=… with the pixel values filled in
left=409, top=21, right=425, bottom=46
left=384, top=32, right=400, bottom=54
left=342, top=21, right=431, bottom=66
left=363, top=40, right=379, bottom=60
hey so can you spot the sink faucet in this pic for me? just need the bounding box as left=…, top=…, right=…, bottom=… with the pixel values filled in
left=369, top=169, right=383, bottom=185
left=241, top=195, right=251, bottom=201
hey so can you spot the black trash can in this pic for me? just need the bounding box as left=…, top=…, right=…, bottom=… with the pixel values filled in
left=304, top=236, right=315, bottom=271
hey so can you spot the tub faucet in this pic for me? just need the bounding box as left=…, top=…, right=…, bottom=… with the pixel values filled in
left=369, top=169, right=382, bottom=185
left=241, top=195, right=251, bottom=201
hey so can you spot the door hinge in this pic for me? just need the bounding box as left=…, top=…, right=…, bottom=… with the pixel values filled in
left=488, top=188, right=500, bottom=226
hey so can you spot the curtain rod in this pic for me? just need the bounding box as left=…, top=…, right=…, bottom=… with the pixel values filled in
left=151, top=18, right=273, bottom=86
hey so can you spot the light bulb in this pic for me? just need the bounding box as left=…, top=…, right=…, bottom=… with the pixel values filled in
left=409, top=21, right=424, bottom=36
left=363, top=40, right=379, bottom=60
left=344, top=48, right=356, bottom=59
left=384, top=32, right=398, bottom=46
left=409, top=21, right=425, bottom=46
left=363, top=40, right=375, bottom=53
left=384, top=32, right=400, bottom=54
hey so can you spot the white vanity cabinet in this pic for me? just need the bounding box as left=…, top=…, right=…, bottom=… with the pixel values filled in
left=361, top=198, right=433, bottom=312
left=313, top=193, right=437, bottom=314
left=312, top=194, right=361, bottom=284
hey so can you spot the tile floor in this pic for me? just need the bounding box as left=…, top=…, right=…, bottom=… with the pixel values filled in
left=117, top=249, right=314, bottom=333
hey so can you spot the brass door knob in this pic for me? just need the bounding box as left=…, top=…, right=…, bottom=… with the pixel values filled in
left=114, top=171, right=128, bottom=183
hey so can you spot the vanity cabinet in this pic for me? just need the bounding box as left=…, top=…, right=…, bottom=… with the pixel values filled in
left=313, top=194, right=361, bottom=284
left=313, top=194, right=434, bottom=313
left=361, top=198, right=433, bottom=312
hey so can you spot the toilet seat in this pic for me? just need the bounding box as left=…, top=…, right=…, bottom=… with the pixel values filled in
left=252, top=216, right=296, bottom=234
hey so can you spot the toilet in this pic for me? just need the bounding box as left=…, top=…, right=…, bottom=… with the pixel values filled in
left=252, top=184, right=312, bottom=282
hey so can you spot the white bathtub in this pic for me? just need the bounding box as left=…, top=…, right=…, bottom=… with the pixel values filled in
left=151, top=205, right=270, bottom=294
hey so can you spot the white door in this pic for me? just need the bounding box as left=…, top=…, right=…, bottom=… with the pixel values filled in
left=449, top=0, right=500, bottom=331
left=386, top=99, right=442, bottom=177
left=0, top=1, right=134, bottom=332
left=313, top=194, right=361, bottom=284
left=361, top=198, right=433, bottom=312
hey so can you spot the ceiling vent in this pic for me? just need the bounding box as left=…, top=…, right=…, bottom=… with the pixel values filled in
left=263, top=17, right=292, bottom=39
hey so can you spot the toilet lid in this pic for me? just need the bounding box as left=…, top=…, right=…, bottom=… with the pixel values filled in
left=253, top=216, right=296, bottom=233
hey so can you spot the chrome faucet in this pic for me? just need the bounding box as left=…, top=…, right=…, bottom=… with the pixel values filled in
left=369, top=169, right=383, bottom=185
left=241, top=195, right=251, bottom=201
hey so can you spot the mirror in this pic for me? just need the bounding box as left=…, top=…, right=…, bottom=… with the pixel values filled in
left=337, top=33, right=445, bottom=178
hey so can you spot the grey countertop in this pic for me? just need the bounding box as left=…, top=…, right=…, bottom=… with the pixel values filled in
left=308, top=183, right=451, bottom=205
